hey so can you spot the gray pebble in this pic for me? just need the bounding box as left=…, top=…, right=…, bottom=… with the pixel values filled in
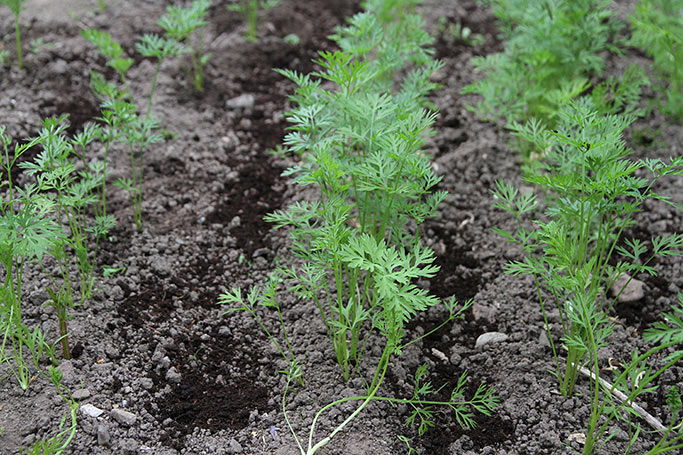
left=226, top=94, right=255, bottom=110
left=111, top=408, right=137, bottom=426
left=140, top=377, right=154, bottom=390
left=72, top=388, right=91, bottom=400
left=228, top=438, right=243, bottom=453
left=611, top=273, right=645, bottom=303
left=57, top=360, right=77, bottom=384
left=166, top=366, right=182, bottom=383
left=475, top=332, right=509, bottom=349
left=97, top=424, right=111, bottom=446
left=53, top=59, right=68, bottom=75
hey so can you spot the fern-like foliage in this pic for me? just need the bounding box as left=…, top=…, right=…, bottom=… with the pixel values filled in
left=629, top=0, right=683, bottom=121
left=463, top=0, right=619, bottom=128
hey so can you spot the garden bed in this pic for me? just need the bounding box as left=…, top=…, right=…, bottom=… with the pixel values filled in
left=0, top=0, right=681, bottom=454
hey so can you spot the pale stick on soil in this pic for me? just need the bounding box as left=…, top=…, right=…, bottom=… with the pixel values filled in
left=579, top=366, right=667, bottom=432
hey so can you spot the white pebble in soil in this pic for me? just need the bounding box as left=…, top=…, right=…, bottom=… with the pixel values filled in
left=475, top=331, right=509, bottom=349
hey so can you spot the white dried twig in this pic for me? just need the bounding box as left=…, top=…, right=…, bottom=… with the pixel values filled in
left=579, top=366, right=666, bottom=432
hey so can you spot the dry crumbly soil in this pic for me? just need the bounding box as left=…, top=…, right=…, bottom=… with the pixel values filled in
left=0, top=0, right=681, bottom=454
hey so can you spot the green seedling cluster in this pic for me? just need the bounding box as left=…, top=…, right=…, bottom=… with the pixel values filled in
left=2, top=116, right=116, bottom=362
left=0, top=0, right=26, bottom=69
left=80, top=1, right=211, bottom=228
left=463, top=0, right=681, bottom=156
left=629, top=0, right=683, bottom=122
left=2, top=113, right=122, bottom=455
left=463, top=0, right=619, bottom=128
left=493, top=98, right=683, bottom=452
left=467, top=1, right=683, bottom=453
left=1, top=124, right=86, bottom=453
left=81, top=12, right=190, bottom=230
left=2, top=0, right=681, bottom=453
left=227, top=0, right=282, bottom=43
left=221, top=1, right=497, bottom=453
left=158, top=0, right=212, bottom=92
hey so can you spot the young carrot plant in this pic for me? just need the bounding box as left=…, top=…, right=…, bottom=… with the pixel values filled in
left=222, top=3, right=497, bottom=452
left=271, top=47, right=445, bottom=380
left=0, top=0, right=26, bottom=69
left=0, top=125, right=60, bottom=387
left=629, top=0, right=683, bottom=121
left=494, top=99, right=683, bottom=398
left=19, top=116, right=117, bottom=357
left=91, top=95, right=137, bottom=220
left=226, top=0, right=282, bottom=43
left=135, top=33, right=187, bottom=116
left=159, top=0, right=212, bottom=92
left=81, top=29, right=134, bottom=97
left=113, top=115, right=163, bottom=231
left=84, top=50, right=163, bottom=230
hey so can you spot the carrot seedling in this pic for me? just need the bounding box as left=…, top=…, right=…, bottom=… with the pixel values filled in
left=226, top=0, right=282, bottom=43
left=494, top=99, right=683, bottom=453
left=0, top=0, right=26, bottom=69
left=159, top=0, right=212, bottom=92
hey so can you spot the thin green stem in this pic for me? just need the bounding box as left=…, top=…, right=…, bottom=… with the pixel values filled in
left=99, top=139, right=112, bottom=217
left=146, top=59, right=163, bottom=117
left=14, top=12, right=23, bottom=70
left=307, top=345, right=391, bottom=454
left=399, top=314, right=455, bottom=351
left=136, top=142, right=144, bottom=229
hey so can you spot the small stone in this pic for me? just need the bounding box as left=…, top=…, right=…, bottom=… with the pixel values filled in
left=72, top=388, right=91, bottom=400
left=166, top=366, right=181, bottom=383
left=140, top=377, right=154, bottom=390
left=81, top=403, right=105, bottom=418
left=53, top=59, right=68, bottom=75
left=151, top=345, right=166, bottom=364
left=111, top=408, right=137, bottom=426
left=567, top=432, right=586, bottom=444
left=151, top=257, right=173, bottom=277
left=97, top=424, right=111, bottom=446
left=611, top=273, right=645, bottom=303
left=159, top=356, right=171, bottom=370
left=431, top=348, right=449, bottom=363
left=57, top=360, right=77, bottom=384
left=475, top=332, right=509, bottom=349
left=252, top=248, right=270, bottom=258
left=105, top=344, right=120, bottom=359
left=228, top=438, right=243, bottom=453
left=226, top=94, right=255, bottom=110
